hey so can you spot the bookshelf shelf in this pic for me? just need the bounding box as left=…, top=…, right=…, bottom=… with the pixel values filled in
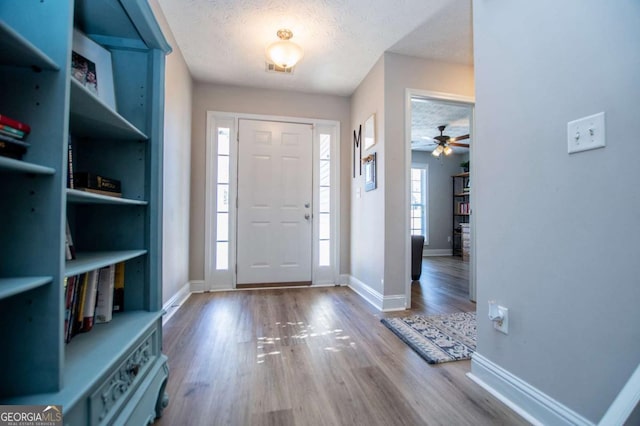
left=0, top=2, right=169, bottom=421
left=0, top=20, right=59, bottom=71
left=69, top=79, right=148, bottom=141
left=0, top=156, right=56, bottom=175
left=0, top=277, right=53, bottom=300
left=65, top=250, right=147, bottom=277
left=66, top=188, right=147, bottom=205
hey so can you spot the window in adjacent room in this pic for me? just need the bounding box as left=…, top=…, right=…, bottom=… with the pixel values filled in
left=410, top=165, right=428, bottom=241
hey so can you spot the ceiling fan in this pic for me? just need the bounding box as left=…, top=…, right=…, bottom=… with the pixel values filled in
left=428, top=125, right=470, bottom=157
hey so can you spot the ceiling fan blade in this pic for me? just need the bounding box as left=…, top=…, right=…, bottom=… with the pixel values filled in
left=451, top=134, right=470, bottom=142
left=449, top=142, right=470, bottom=148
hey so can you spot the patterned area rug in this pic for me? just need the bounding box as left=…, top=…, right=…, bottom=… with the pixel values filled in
left=381, top=312, right=476, bottom=364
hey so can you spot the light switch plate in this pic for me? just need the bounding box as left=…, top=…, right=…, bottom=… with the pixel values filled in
left=567, top=112, right=606, bottom=154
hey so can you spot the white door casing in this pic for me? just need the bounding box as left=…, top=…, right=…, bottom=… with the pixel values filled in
left=236, top=119, right=313, bottom=284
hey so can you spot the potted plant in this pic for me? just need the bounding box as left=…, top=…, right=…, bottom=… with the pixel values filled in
left=460, top=160, right=470, bottom=172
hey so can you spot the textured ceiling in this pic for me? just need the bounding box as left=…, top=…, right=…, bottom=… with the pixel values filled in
left=411, top=98, right=472, bottom=153
left=156, top=0, right=473, bottom=96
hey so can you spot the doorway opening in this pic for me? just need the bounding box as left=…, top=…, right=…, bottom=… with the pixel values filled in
left=404, top=90, right=475, bottom=308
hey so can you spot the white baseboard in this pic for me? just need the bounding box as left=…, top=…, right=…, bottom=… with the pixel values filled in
left=382, top=294, right=407, bottom=311
left=189, top=279, right=234, bottom=292
left=422, top=248, right=452, bottom=257
left=468, top=353, right=593, bottom=426
left=162, top=282, right=192, bottom=325
left=189, top=280, right=206, bottom=293
left=347, top=275, right=406, bottom=312
left=337, top=274, right=350, bottom=286
left=599, top=362, right=640, bottom=426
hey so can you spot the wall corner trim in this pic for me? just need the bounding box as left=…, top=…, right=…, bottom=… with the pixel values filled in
left=347, top=275, right=406, bottom=312
left=162, top=282, right=192, bottom=325
left=468, top=353, right=594, bottom=426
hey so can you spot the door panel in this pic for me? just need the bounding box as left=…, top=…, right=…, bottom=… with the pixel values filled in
left=237, top=119, right=313, bottom=284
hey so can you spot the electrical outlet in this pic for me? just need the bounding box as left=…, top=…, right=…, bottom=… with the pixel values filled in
left=493, top=306, right=509, bottom=334
left=447, top=236, right=452, bottom=243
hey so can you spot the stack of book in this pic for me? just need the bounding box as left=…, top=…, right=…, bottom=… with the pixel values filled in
left=0, top=113, right=31, bottom=160
left=73, top=172, right=122, bottom=197
left=64, top=262, right=125, bottom=343
left=457, top=201, right=470, bottom=214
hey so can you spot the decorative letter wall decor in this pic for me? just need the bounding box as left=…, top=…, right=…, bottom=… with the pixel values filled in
left=353, top=125, right=362, bottom=178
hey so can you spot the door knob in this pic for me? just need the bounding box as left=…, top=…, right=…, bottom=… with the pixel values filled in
left=304, top=213, right=310, bottom=220
left=304, top=203, right=310, bottom=208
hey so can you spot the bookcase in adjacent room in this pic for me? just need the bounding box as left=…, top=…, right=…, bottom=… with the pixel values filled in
left=452, top=172, right=470, bottom=259
left=0, top=1, right=171, bottom=424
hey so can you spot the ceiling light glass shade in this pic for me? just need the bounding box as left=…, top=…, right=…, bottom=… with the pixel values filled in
left=266, top=29, right=304, bottom=68
left=432, top=145, right=444, bottom=157
left=443, top=145, right=453, bottom=155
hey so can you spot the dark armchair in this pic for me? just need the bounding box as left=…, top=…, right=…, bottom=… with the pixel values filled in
left=411, top=235, right=425, bottom=280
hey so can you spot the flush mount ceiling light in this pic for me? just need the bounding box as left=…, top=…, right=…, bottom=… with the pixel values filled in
left=265, top=29, right=304, bottom=69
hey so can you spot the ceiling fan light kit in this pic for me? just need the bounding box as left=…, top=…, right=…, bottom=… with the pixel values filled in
left=430, top=124, right=469, bottom=157
left=266, top=29, right=304, bottom=69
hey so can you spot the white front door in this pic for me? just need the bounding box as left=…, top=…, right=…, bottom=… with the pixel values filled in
left=236, top=119, right=313, bottom=285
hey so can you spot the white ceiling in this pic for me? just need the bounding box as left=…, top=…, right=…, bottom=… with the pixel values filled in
left=156, top=0, right=473, bottom=96
left=411, top=99, right=472, bottom=153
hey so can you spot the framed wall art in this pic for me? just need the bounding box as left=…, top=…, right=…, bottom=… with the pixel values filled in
left=364, top=113, right=376, bottom=150
left=72, top=29, right=116, bottom=109
left=363, top=152, right=376, bottom=192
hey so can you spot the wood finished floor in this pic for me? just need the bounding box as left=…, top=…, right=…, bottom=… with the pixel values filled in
left=155, top=257, right=528, bottom=426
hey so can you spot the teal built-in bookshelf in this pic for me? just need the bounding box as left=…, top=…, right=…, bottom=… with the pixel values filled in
left=0, top=1, right=171, bottom=424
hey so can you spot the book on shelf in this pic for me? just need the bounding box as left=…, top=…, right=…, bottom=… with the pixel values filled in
left=65, top=218, right=76, bottom=260
left=0, top=113, right=31, bottom=134
left=0, top=124, right=27, bottom=140
left=63, top=277, right=70, bottom=342
left=80, top=269, right=99, bottom=332
left=0, top=139, right=28, bottom=160
left=113, top=262, right=125, bottom=313
left=65, top=274, right=80, bottom=343
left=67, top=136, right=75, bottom=189
left=95, top=264, right=115, bottom=323
left=73, top=273, right=89, bottom=337
left=64, top=275, right=74, bottom=343
left=73, top=172, right=121, bottom=194
left=456, top=202, right=470, bottom=215
left=0, top=133, right=30, bottom=147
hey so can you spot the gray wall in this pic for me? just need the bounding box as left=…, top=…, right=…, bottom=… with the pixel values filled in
left=190, top=83, right=351, bottom=280
left=383, top=53, right=474, bottom=296
left=472, top=0, right=640, bottom=421
left=350, top=56, right=386, bottom=294
left=412, top=151, right=466, bottom=251
left=349, top=53, right=474, bottom=298
left=150, top=0, right=193, bottom=305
